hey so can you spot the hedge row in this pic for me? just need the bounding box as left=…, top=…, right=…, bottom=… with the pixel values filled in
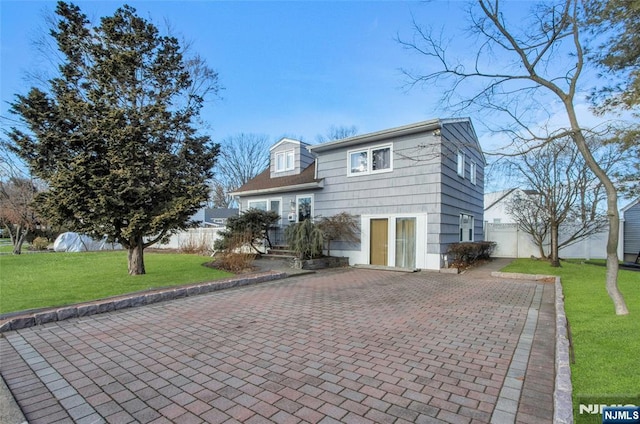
left=446, top=241, right=497, bottom=266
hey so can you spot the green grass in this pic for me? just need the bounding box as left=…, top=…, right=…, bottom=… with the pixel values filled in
left=502, top=259, right=640, bottom=421
left=0, top=251, right=232, bottom=314
left=0, top=239, right=19, bottom=253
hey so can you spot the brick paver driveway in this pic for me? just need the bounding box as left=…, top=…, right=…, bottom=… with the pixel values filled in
left=1, top=267, right=555, bottom=423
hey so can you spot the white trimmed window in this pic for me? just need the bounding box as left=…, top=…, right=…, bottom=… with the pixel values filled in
left=470, top=161, right=477, bottom=185
left=348, top=144, right=392, bottom=176
left=296, top=194, right=314, bottom=222
left=275, top=150, right=294, bottom=172
left=457, top=150, right=465, bottom=177
left=248, top=198, right=282, bottom=217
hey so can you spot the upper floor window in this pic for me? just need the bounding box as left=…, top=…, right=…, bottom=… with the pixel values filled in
left=348, top=144, right=392, bottom=176
left=470, top=161, right=477, bottom=185
left=275, top=150, right=294, bottom=172
left=457, top=150, right=465, bottom=177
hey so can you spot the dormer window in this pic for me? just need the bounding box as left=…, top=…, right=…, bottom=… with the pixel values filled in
left=276, top=150, right=294, bottom=172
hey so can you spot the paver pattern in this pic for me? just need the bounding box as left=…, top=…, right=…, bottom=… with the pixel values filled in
left=1, top=266, right=554, bottom=423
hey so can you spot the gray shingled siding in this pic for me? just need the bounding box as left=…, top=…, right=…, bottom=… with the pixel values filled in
left=239, top=190, right=322, bottom=245
left=438, top=120, right=485, bottom=256
left=238, top=119, right=484, bottom=267
left=269, top=140, right=314, bottom=178
left=313, top=120, right=484, bottom=260
left=313, top=132, right=441, bottom=217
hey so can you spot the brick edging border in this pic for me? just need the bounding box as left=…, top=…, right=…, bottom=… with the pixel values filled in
left=554, top=276, right=574, bottom=423
left=0, top=271, right=286, bottom=333
left=491, top=271, right=574, bottom=424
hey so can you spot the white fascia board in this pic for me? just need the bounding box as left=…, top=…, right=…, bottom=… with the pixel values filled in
left=230, top=180, right=324, bottom=197
left=270, top=138, right=304, bottom=151
left=308, top=119, right=442, bottom=153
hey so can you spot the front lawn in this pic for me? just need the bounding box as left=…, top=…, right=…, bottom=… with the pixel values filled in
left=0, top=251, right=233, bottom=314
left=501, top=259, right=639, bottom=422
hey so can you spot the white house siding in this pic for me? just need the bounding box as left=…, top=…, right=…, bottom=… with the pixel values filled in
left=622, top=199, right=640, bottom=262
left=484, top=189, right=519, bottom=224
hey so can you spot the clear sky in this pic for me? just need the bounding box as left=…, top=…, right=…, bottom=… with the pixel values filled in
left=1, top=1, right=473, bottom=145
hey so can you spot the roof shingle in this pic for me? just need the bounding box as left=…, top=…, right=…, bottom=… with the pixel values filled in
left=231, top=162, right=322, bottom=195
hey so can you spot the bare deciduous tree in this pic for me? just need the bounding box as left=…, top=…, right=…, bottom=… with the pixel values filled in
left=316, top=125, right=358, bottom=143
left=399, top=0, right=629, bottom=314
left=505, top=138, right=617, bottom=264
left=213, top=133, right=270, bottom=205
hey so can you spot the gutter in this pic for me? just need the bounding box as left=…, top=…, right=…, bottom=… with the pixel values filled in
left=308, top=119, right=442, bottom=153
left=230, top=180, right=324, bottom=197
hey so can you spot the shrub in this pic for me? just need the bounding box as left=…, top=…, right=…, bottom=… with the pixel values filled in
left=30, top=237, right=50, bottom=251
left=285, top=219, right=323, bottom=260
left=316, top=212, right=360, bottom=256
left=446, top=241, right=497, bottom=267
left=215, top=209, right=279, bottom=253
left=179, top=231, right=214, bottom=255
left=214, top=251, right=256, bottom=273
left=210, top=233, right=256, bottom=272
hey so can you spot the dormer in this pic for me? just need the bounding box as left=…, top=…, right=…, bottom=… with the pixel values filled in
left=269, top=138, right=315, bottom=178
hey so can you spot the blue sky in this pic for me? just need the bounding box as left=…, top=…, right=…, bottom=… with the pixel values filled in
left=1, top=1, right=471, bottom=144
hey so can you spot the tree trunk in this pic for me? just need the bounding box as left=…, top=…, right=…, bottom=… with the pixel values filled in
left=12, top=225, right=27, bottom=255
left=127, top=236, right=146, bottom=275
left=534, top=235, right=547, bottom=259
left=564, top=101, right=628, bottom=315
left=13, top=235, right=25, bottom=255
left=605, top=215, right=628, bottom=315
left=550, top=223, right=560, bottom=267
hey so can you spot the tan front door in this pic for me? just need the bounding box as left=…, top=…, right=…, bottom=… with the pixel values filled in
left=370, top=219, right=388, bottom=266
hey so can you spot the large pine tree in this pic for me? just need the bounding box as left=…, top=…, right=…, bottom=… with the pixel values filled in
left=8, top=2, right=220, bottom=275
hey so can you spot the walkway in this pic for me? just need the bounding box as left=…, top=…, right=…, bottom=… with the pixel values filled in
left=1, top=260, right=556, bottom=423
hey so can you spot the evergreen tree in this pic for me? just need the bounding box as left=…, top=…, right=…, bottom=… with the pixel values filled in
left=586, top=0, right=640, bottom=197
left=7, top=2, right=220, bottom=274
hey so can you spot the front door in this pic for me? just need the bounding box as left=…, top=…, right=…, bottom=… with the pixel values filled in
left=370, top=219, right=388, bottom=266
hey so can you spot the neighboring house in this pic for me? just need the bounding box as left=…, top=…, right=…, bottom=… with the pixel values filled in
left=483, top=188, right=623, bottom=260
left=204, top=208, right=239, bottom=228
left=190, top=207, right=239, bottom=228
left=484, top=188, right=533, bottom=224
left=231, top=118, right=485, bottom=270
left=154, top=208, right=238, bottom=250
left=622, top=198, right=640, bottom=263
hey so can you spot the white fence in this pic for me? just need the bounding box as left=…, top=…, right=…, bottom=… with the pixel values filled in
left=155, top=228, right=223, bottom=251
left=484, top=223, right=618, bottom=260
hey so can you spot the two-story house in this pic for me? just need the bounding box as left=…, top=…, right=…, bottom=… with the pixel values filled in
left=231, top=118, right=485, bottom=270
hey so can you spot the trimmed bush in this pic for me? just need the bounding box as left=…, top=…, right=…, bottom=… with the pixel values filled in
left=30, top=237, right=50, bottom=251
left=446, top=241, right=496, bottom=267
left=210, top=233, right=256, bottom=272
